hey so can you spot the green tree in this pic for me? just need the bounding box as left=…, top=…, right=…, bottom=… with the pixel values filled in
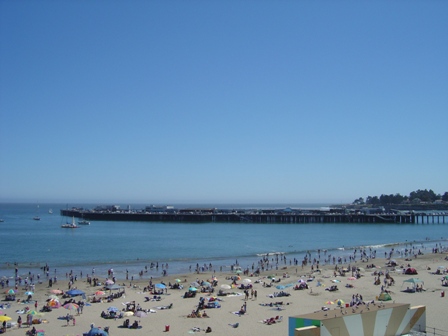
left=442, top=192, right=448, bottom=202
left=409, top=189, right=437, bottom=203
left=366, top=196, right=380, bottom=205
left=353, top=197, right=365, bottom=205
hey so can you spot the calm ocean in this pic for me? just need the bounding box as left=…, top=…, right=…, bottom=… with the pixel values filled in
left=1, top=203, right=446, bottom=281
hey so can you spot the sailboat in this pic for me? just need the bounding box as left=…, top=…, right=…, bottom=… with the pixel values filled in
left=61, top=216, right=79, bottom=229
left=33, top=205, right=41, bottom=221
left=48, top=209, right=53, bottom=214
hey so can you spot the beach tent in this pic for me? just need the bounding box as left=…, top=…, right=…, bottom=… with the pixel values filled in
left=402, top=278, right=423, bottom=291
left=403, top=278, right=423, bottom=285
left=405, top=268, right=418, bottom=275
left=378, top=292, right=392, bottom=301
left=84, top=327, right=108, bottom=336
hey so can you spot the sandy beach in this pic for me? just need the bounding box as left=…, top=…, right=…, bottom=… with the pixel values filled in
left=1, top=252, right=447, bottom=336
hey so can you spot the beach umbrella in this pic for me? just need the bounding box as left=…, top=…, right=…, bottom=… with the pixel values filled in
left=66, top=289, right=84, bottom=296
left=25, top=291, right=34, bottom=296
left=325, top=301, right=334, bottom=305
left=0, top=315, right=11, bottom=322
left=276, top=285, right=285, bottom=290
left=105, top=284, right=122, bottom=291
left=63, top=303, right=79, bottom=311
left=242, top=279, right=252, bottom=284
left=202, top=281, right=211, bottom=287
left=123, top=311, right=134, bottom=317
left=107, top=306, right=119, bottom=313
left=105, top=279, right=114, bottom=285
left=95, top=290, right=106, bottom=296
left=190, top=282, right=200, bottom=287
left=336, top=299, right=345, bottom=306
left=235, top=270, right=242, bottom=274
left=175, top=279, right=181, bottom=283
left=189, top=287, right=198, bottom=292
left=84, top=327, right=108, bottom=336
left=5, top=289, right=16, bottom=294
left=155, top=283, right=166, bottom=289
left=48, top=299, right=61, bottom=308
left=27, top=310, right=45, bottom=318
left=134, top=311, right=147, bottom=318
left=50, top=289, right=63, bottom=294
left=220, top=284, right=231, bottom=290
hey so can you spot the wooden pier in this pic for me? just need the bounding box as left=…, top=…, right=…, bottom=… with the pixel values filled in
left=60, top=209, right=447, bottom=224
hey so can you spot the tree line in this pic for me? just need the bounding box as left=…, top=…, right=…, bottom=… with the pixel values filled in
left=352, top=189, right=448, bottom=206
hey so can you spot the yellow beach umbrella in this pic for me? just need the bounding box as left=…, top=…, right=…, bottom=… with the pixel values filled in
left=0, top=315, right=12, bottom=322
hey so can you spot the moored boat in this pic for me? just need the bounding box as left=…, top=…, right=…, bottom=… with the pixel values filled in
left=78, top=219, right=90, bottom=225
left=61, top=217, right=79, bottom=229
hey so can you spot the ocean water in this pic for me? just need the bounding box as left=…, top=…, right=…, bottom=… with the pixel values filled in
left=1, top=203, right=447, bottom=281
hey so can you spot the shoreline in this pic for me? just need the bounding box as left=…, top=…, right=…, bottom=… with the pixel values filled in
left=2, top=237, right=446, bottom=282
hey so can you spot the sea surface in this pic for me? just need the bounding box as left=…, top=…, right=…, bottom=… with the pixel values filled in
left=1, top=203, right=447, bottom=281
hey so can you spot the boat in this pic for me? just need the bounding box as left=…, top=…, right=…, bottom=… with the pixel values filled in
left=33, top=204, right=41, bottom=220
left=78, top=219, right=90, bottom=225
left=0, top=219, right=4, bottom=222
left=49, top=209, right=53, bottom=214
left=61, top=217, right=79, bottom=229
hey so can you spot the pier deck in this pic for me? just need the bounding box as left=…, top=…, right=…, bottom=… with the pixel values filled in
left=60, top=209, right=447, bottom=224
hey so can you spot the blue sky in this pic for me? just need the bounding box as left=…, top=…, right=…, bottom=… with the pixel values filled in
left=1, top=1, right=447, bottom=204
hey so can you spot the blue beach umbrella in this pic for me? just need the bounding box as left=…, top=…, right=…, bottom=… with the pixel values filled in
left=107, top=306, right=119, bottom=313
left=66, top=289, right=85, bottom=296
left=85, top=327, right=108, bottom=336
left=189, top=287, right=198, bottom=292
left=155, top=283, right=166, bottom=289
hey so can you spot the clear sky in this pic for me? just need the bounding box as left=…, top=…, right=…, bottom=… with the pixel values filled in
left=1, top=1, right=447, bottom=205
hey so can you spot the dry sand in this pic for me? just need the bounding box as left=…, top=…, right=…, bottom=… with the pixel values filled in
left=1, top=252, right=447, bottom=336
